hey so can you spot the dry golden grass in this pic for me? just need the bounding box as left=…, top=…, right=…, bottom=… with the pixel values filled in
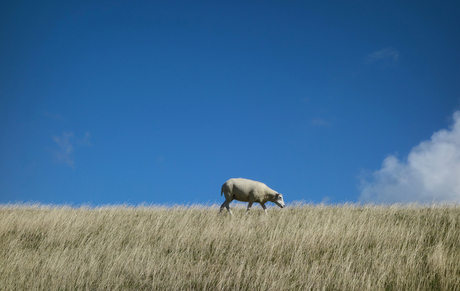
left=1, top=203, right=460, bottom=290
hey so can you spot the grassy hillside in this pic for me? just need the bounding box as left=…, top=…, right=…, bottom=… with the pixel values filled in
left=1, top=203, right=460, bottom=290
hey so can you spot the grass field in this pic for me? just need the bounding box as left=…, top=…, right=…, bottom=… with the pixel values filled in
left=1, top=203, right=460, bottom=290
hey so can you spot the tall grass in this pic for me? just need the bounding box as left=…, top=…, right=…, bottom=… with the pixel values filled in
left=1, top=203, right=460, bottom=290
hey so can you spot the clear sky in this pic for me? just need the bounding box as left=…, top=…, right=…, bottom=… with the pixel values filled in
left=1, top=0, right=460, bottom=206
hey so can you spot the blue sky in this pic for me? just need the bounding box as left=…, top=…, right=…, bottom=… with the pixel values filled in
left=1, top=0, right=460, bottom=206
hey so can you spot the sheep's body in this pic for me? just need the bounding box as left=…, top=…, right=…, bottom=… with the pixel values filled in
left=220, top=178, right=285, bottom=215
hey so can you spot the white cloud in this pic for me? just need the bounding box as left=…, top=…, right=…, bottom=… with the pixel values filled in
left=360, top=111, right=460, bottom=203
left=365, top=48, right=400, bottom=65
left=51, top=131, right=91, bottom=168
left=321, top=196, right=331, bottom=204
left=78, top=131, right=92, bottom=147
left=52, top=132, right=75, bottom=168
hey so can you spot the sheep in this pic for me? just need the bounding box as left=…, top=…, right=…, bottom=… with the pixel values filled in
left=220, top=178, right=285, bottom=215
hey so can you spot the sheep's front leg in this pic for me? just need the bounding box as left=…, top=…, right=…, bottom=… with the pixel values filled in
left=246, top=202, right=253, bottom=214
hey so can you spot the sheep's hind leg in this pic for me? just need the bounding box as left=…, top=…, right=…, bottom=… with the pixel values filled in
left=260, top=203, right=268, bottom=215
left=219, top=202, right=226, bottom=213
left=246, top=202, right=253, bottom=214
left=220, top=200, right=233, bottom=215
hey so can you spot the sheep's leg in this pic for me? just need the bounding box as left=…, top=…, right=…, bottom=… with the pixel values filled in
left=226, top=201, right=233, bottom=215
left=220, top=200, right=233, bottom=215
left=260, top=203, right=268, bottom=215
left=219, top=201, right=226, bottom=213
left=246, top=202, right=253, bottom=214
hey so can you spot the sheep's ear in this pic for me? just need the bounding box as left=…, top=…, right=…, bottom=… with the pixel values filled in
left=275, top=193, right=280, bottom=199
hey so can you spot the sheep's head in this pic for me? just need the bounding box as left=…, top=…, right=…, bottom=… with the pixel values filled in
left=274, top=193, right=285, bottom=208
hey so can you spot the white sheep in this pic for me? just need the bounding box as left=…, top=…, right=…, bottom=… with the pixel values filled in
left=220, top=178, right=285, bottom=215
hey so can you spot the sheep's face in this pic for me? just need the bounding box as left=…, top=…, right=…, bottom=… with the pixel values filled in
left=274, top=193, right=285, bottom=208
